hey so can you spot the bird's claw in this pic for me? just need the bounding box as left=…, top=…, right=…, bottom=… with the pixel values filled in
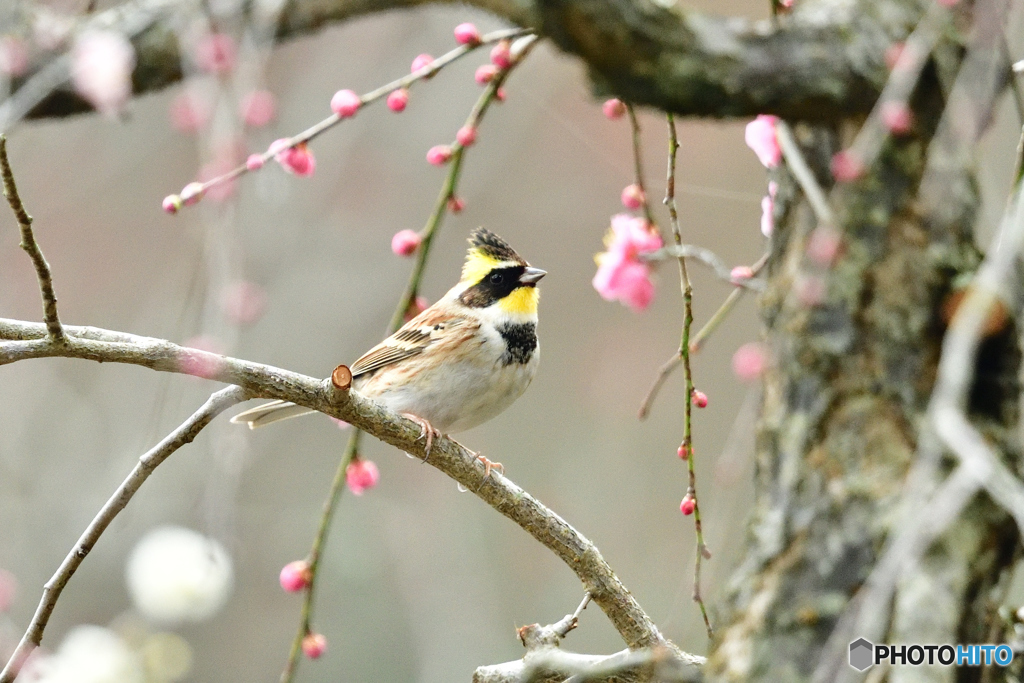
left=402, top=413, right=440, bottom=461
left=475, top=454, right=503, bottom=479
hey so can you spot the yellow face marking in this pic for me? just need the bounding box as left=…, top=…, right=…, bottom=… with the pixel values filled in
left=499, top=285, right=539, bottom=316
left=461, top=249, right=503, bottom=286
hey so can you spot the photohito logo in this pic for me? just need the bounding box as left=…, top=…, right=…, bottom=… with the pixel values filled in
left=849, top=638, right=1015, bottom=671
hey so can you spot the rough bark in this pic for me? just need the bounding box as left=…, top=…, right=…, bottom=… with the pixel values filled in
left=11, top=0, right=918, bottom=121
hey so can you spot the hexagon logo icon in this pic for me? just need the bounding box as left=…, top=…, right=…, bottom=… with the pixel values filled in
left=849, top=638, right=874, bottom=671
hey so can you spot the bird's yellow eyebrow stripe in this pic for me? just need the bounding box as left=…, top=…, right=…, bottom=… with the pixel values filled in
left=461, top=249, right=503, bottom=285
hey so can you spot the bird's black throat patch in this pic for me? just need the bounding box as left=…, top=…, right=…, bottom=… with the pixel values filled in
left=498, top=323, right=537, bottom=365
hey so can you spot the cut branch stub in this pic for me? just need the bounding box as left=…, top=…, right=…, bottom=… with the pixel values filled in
left=331, top=364, right=353, bottom=390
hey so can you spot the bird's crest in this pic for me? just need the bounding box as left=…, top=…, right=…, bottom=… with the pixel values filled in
left=461, top=228, right=525, bottom=284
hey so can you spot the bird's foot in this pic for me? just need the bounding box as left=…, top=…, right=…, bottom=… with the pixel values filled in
left=471, top=451, right=503, bottom=479
left=402, top=413, right=441, bottom=461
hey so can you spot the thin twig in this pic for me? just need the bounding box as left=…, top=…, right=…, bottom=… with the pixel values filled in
left=774, top=122, right=836, bottom=229
left=637, top=252, right=768, bottom=416
left=172, top=29, right=533, bottom=207
left=641, top=244, right=764, bottom=291
left=626, top=104, right=657, bottom=227
left=665, top=114, right=712, bottom=639
left=0, top=386, right=247, bottom=683
left=281, top=38, right=541, bottom=682
left=280, top=431, right=361, bottom=683
left=551, top=592, right=593, bottom=638
left=0, top=136, right=63, bottom=341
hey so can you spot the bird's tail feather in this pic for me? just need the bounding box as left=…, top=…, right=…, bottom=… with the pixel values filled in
left=230, top=400, right=317, bottom=428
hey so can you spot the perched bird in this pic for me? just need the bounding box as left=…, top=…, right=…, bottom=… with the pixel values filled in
left=231, top=228, right=545, bottom=475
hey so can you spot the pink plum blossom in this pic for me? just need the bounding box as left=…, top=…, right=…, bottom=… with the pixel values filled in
left=744, top=115, right=781, bottom=168
left=691, top=389, right=708, bottom=408
left=806, top=227, right=842, bottom=265
left=246, top=154, right=264, bottom=171
left=680, top=495, right=695, bottom=515
left=475, top=64, right=498, bottom=84
left=831, top=149, right=865, bottom=182
left=71, top=30, right=135, bottom=117
left=447, top=196, right=465, bottom=214
left=346, top=459, right=380, bottom=495
left=592, top=214, right=663, bottom=312
left=880, top=101, right=913, bottom=135
left=730, top=266, right=754, bottom=283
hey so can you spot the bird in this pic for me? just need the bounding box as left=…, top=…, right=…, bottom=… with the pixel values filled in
left=230, top=228, right=545, bottom=476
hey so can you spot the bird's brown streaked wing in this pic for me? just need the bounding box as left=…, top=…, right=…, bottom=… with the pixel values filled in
left=350, top=308, right=470, bottom=377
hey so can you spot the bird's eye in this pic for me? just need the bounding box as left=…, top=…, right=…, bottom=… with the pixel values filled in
left=489, top=272, right=503, bottom=284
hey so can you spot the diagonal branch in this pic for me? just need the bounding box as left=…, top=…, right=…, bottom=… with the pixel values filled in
left=0, top=385, right=247, bottom=683
left=0, top=318, right=681, bottom=654
left=0, top=136, right=63, bottom=341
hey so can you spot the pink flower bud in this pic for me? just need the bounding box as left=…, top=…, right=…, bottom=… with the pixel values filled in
left=495, top=87, right=507, bottom=102
left=391, top=229, right=422, bottom=257
left=761, top=182, right=778, bottom=237
left=302, top=633, right=327, bottom=659
left=387, top=88, right=409, bottom=112
left=620, top=184, right=645, bottom=210
left=490, top=40, right=512, bottom=69
left=346, top=459, right=380, bottom=495
left=221, top=280, right=267, bottom=325
left=830, top=150, right=865, bottom=182
left=180, top=182, right=205, bottom=206
left=426, top=145, right=453, bottom=166
left=475, top=64, right=498, bottom=84
left=730, top=265, right=754, bottom=283
left=447, top=196, right=465, bottom=214
left=196, top=33, right=236, bottom=74
left=680, top=495, right=695, bottom=516
left=272, top=140, right=316, bottom=177
left=732, top=342, right=768, bottom=382
left=691, top=389, right=708, bottom=408
left=602, top=98, right=626, bottom=120
left=880, top=101, right=913, bottom=135
left=677, top=444, right=689, bottom=460
left=162, top=194, right=182, bottom=215
left=456, top=125, right=477, bottom=147
left=279, top=560, right=311, bottom=593
left=453, top=22, right=481, bottom=45
left=246, top=154, right=265, bottom=171
left=330, top=89, right=361, bottom=118
left=795, top=274, right=826, bottom=306
left=411, top=53, right=435, bottom=74
left=240, top=89, right=276, bottom=128
left=806, top=227, right=842, bottom=265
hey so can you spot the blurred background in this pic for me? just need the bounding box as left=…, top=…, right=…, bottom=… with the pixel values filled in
left=0, top=0, right=1020, bottom=680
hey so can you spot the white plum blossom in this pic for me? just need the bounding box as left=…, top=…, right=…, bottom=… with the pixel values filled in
left=71, top=30, right=135, bottom=117
left=126, top=526, right=233, bottom=625
left=31, top=625, right=144, bottom=683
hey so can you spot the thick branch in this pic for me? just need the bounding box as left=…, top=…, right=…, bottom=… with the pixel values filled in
left=0, top=385, right=246, bottom=683
left=13, top=0, right=917, bottom=121
left=0, top=318, right=675, bottom=653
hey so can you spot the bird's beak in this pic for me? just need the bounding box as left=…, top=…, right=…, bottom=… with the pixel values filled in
left=519, top=267, right=547, bottom=285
